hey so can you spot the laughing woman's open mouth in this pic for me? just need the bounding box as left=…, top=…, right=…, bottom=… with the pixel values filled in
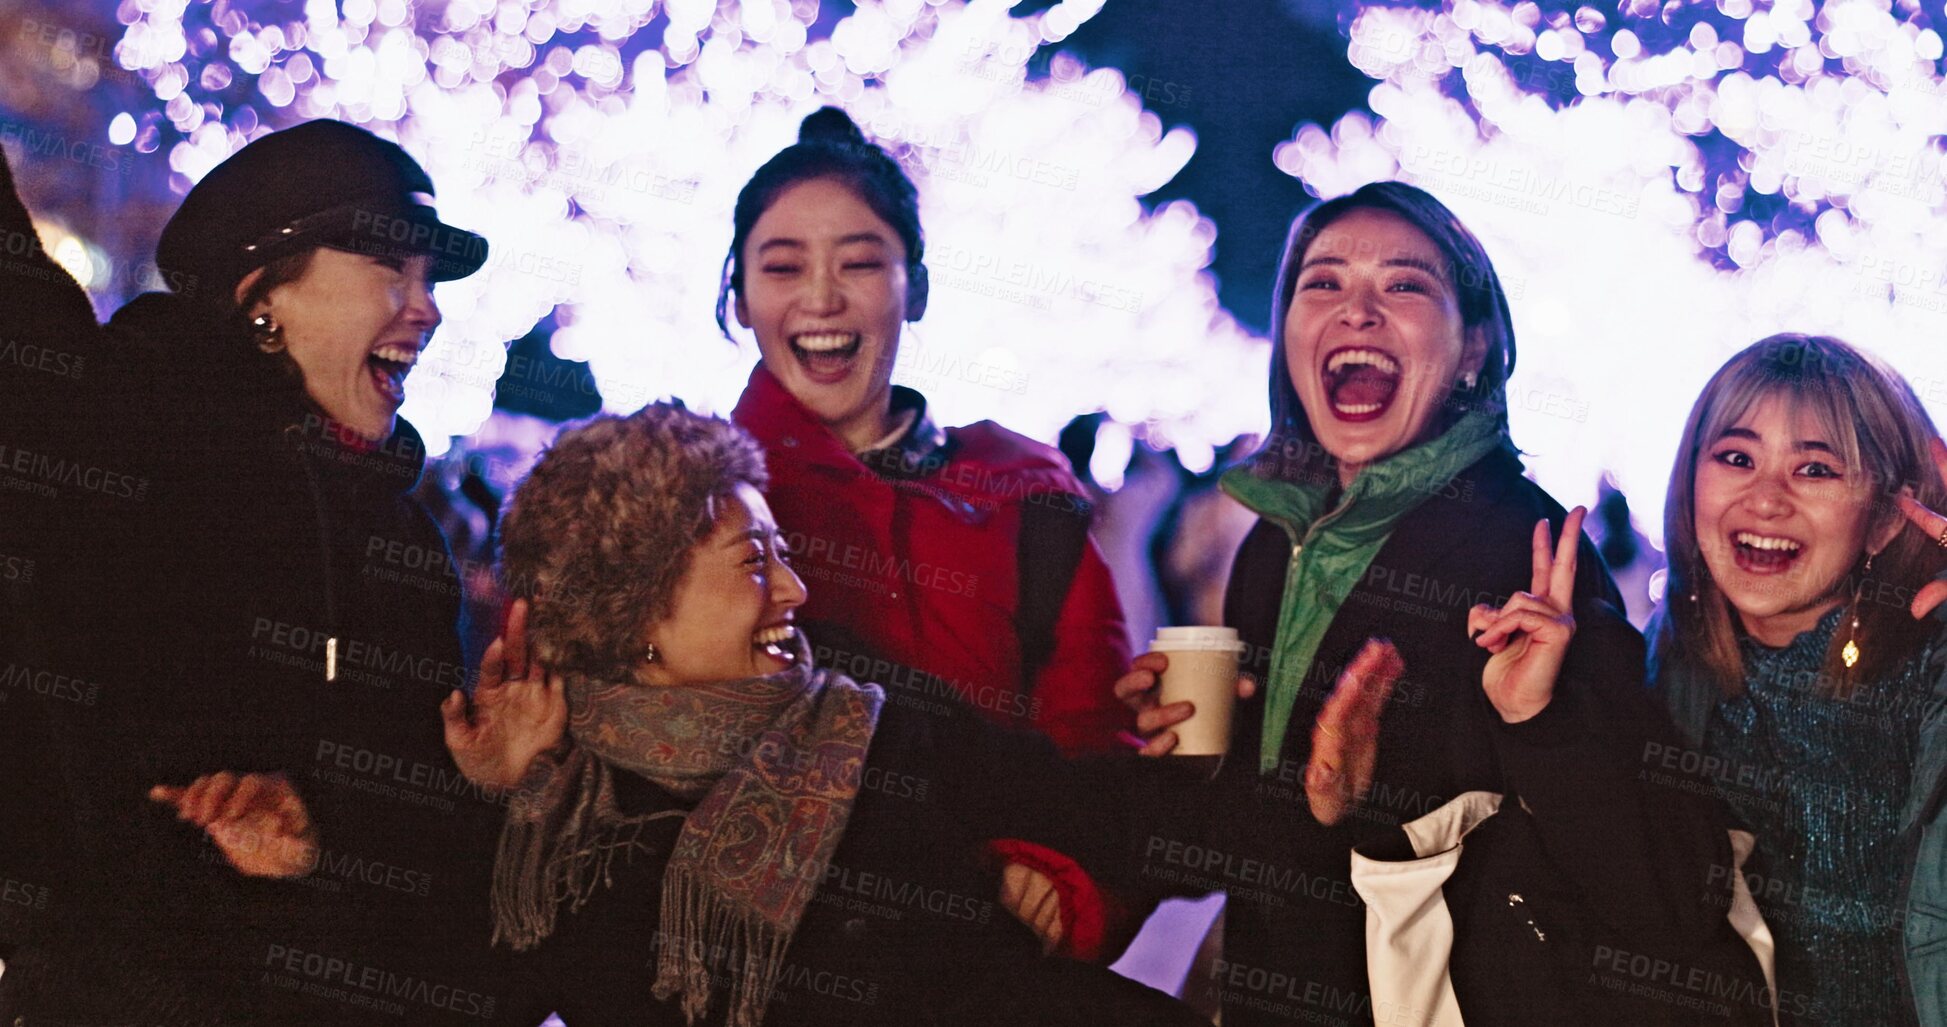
left=1322, top=346, right=1402, bottom=423
left=366, top=342, right=420, bottom=404
left=790, top=331, right=861, bottom=385
left=1729, top=530, right=1805, bottom=575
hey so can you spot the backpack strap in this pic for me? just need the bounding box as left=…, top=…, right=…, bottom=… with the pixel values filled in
left=1014, top=495, right=1093, bottom=693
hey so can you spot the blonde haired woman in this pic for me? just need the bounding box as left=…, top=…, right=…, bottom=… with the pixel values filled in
left=1650, top=334, right=1947, bottom=1025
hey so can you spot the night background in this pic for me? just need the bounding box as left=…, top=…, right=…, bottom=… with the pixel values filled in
left=5, top=0, right=1945, bottom=996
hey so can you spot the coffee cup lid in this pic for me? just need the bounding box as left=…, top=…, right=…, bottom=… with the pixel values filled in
left=1149, top=626, right=1243, bottom=652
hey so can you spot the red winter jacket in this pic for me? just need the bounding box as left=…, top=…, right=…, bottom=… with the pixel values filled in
left=732, top=366, right=1131, bottom=755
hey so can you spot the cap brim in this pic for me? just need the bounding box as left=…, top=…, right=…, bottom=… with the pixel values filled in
left=240, top=201, right=489, bottom=282
left=322, top=206, right=489, bottom=282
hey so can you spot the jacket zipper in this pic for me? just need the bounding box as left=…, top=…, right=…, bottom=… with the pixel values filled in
left=286, top=425, right=341, bottom=682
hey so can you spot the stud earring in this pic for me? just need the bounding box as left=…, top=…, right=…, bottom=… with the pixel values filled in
left=1458, top=370, right=1478, bottom=390
left=642, top=642, right=661, bottom=665
left=250, top=313, right=285, bottom=354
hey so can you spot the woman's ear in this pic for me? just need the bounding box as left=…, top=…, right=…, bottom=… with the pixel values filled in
left=1869, top=508, right=1906, bottom=557
left=233, top=266, right=267, bottom=313
left=1460, top=323, right=1489, bottom=382
left=733, top=291, right=753, bottom=330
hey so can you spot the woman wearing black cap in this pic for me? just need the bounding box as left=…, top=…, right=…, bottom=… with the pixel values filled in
left=0, top=121, right=498, bottom=1026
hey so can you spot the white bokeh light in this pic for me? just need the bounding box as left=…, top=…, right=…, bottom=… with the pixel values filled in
left=112, top=0, right=1265, bottom=463
left=1282, top=0, right=1947, bottom=545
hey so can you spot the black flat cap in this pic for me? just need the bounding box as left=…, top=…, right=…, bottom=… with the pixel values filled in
left=156, top=119, right=488, bottom=301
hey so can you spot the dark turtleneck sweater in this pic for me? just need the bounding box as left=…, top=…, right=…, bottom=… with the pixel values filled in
left=1705, top=607, right=1934, bottom=1026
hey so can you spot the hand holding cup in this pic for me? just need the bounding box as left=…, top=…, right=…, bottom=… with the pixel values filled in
left=1113, top=627, right=1254, bottom=758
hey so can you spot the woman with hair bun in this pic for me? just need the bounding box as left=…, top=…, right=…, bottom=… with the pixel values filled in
left=464, top=106, right=1137, bottom=967
left=720, top=106, right=1133, bottom=760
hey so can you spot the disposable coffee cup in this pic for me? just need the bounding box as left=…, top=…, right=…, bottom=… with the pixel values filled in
left=1148, top=626, right=1244, bottom=757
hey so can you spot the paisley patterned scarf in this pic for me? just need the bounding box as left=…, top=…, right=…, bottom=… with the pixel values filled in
left=491, top=636, right=884, bottom=1027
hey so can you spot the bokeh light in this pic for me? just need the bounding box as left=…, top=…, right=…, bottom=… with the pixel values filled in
left=1281, top=0, right=1947, bottom=544
left=105, top=0, right=1264, bottom=462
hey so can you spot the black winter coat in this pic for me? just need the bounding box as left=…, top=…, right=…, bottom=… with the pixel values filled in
left=1119, top=447, right=1765, bottom=1027
left=495, top=694, right=1201, bottom=1027
left=0, top=154, right=500, bottom=1027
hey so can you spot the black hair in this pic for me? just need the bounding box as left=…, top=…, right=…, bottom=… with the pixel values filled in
left=231, top=248, right=317, bottom=319
left=1251, top=181, right=1517, bottom=480
left=714, top=106, right=927, bottom=336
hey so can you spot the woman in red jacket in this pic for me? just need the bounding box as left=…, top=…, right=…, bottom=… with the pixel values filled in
left=718, top=107, right=1132, bottom=756
left=460, top=107, right=1132, bottom=961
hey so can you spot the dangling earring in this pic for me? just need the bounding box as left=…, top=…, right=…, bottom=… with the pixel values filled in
left=1841, top=554, right=1872, bottom=669
left=642, top=642, right=661, bottom=665
left=251, top=313, right=285, bottom=354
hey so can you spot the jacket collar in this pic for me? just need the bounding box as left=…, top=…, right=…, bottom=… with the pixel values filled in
left=733, top=364, right=950, bottom=479
left=107, top=290, right=430, bottom=495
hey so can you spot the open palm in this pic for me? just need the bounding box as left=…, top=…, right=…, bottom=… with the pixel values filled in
left=441, top=599, right=568, bottom=791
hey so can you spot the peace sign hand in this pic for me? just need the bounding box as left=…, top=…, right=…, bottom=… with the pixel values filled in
left=1896, top=437, right=1947, bottom=621
left=1468, top=507, right=1586, bottom=724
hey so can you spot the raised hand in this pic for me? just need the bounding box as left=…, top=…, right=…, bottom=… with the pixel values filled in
left=1896, top=436, right=1947, bottom=620
left=150, top=772, right=317, bottom=879
left=999, top=862, right=1064, bottom=955
left=442, top=598, right=568, bottom=790
left=1305, top=639, right=1404, bottom=826
left=1112, top=652, right=1257, bottom=757
left=1468, top=507, right=1585, bottom=723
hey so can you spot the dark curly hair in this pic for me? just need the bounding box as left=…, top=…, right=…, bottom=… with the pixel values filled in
left=498, top=403, right=769, bottom=680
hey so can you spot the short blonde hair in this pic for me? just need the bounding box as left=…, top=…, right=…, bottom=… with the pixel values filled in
left=498, top=403, right=769, bottom=680
left=1658, top=334, right=1947, bottom=695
